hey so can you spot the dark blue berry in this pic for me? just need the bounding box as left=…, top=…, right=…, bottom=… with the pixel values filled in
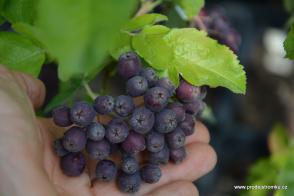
left=117, top=171, right=141, bottom=193
left=70, top=101, right=96, bottom=126
left=53, top=138, right=68, bottom=157
left=140, top=67, right=158, bottom=87
left=114, top=95, right=135, bottom=117
left=146, top=131, right=165, bottom=153
left=105, top=118, right=129, bottom=143
left=129, top=107, right=154, bottom=134
left=144, top=87, right=169, bottom=112
left=86, top=139, right=111, bottom=160
left=62, top=127, right=86, bottom=152
left=149, top=145, right=170, bottom=165
left=167, top=102, right=186, bottom=122
left=117, top=52, right=142, bottom=79
left=121, top=156, right=139, bottom=174
left=179, top=114, right=195, bottom=136
left=154, top=109, right=177, bottom=133
left=166, top=127, right=186, bottom=149
left=170, top=147, right=186, bottom=164
left=60, top=152, right=86, bottom=177
left=122, top=131, right=146, bottom=154
left=86, top=122, right=105, bottom=141
left=126, top=76, right=148, bottom=97
left=52, top=105, right=72, bottom=127
left=96, top=160, right=117, bottom=181
left=155, top=77, right=175, bottom=95
left=93, top=96, right=114, bottom=115
left=176, top=80, right=201, bottom=103
left=140, top=163, right=162, bottom=184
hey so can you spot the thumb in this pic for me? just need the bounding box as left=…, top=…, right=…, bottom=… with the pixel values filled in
left=0, top=66, right=46, bottom=109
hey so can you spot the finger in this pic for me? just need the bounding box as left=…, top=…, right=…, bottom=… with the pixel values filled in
left=0, top=65, right=46, bottom=109
left=185, top=121, right=210, bottom=145
left=146, top=181, right=199, bottom=196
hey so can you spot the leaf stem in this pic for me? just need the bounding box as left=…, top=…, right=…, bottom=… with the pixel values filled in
left=83, top=81, right=98, bottom=100
left=135, top=0, right=162, bottom=17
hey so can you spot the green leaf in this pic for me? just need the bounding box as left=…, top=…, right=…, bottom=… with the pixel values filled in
left=269, top=123, right=290, bottom=155
left=174, top=0, right=204, bottom=20
left=43, top=80, right=82, bottom=114
left=133, top=26, right=246, bottom=94
left=124, top=13, right=168, bottom=32
left=1, top=0, right=37, bottom=24
left=36, top=0, right=138, bottom=81
left=284, top=23, right=294, bottom=60
left=284, top=0, right=294, bottom=13
left=0, top=15, right=5, bottom=25
left=110, top=32, right=132, bottom=60
left=277, top=151, right=294, bottom=196
left=0, top=32, right=45, bottom=77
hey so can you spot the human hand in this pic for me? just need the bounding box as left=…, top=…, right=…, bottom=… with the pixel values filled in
left=0, top=66, right=217, bottom=196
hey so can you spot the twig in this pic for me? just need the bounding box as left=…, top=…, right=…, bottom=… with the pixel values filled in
left=135, top=0, right=162, bottom=17
left=83, top=81, right=98, bottom=100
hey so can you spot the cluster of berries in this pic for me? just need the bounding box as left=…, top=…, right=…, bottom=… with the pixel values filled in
left=52, top=52, right=206, bottom=193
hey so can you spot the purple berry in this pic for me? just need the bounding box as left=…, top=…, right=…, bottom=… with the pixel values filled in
left=184, top=99, right=205, bottom=116
left=155, top=77, right=175, bottom=95
left=70, top=102, right=96, bottom=126
left=176, top=80, right=201, bottom=103
left=93, top=96, right=114, bottom=115
left=126, top=76, right=148, bottom=97
left=86, top=122, right=105, bottom=141
left=86, top=139, right=111, bottom=160
left=170, top=147, right=186, bottom=164
left=114, top=95, right=135, bottom=117
left=121, top=156, right=139, bottom=174
left=129, top=107, right=154, bottom=134
left=149, top=145, right=170, bottom=165
left=166, top=127, right=186, bottom=149
left=117, top=52, right=142, bottom=79
left=146, top=131, right=165, bottom=153
left=62, top=127, right=86, bottom=152
left=144, top=87, right=169, bottom=112
left=122, top=131, right=146, bottom=154
left=53, top=138, right=68, bottom=157
left=167, top=102, right=186, bottom=122
left=140, top=163, right=162, bottom=184
left=60, top=152, right=86, bottom=177
left=52, top=105, right=72, bottom=127
left=155, top=109, right=177, bottom=133
left=117, top=171, right=141, bottom=193
left=96, top=160, right=117, bottom=181
left=140, top=67, right=159, bottom=87
left=105, top=118, right=129, bottom=143
left=179, top=114, right=195, bottom=136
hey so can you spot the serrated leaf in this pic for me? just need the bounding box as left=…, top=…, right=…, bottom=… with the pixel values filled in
left=284, top=23, right=294, bottom=60
left=124, top=13, right=168, bottom=32
left=1, top=0, right=37, bottom=24
left=36, top=0, right=137, bottom=81
left=133, top=26, right=246, bottom=94
left=0, top=32, right=45, bottom=77
left=174, top=0, right=204, bottom=20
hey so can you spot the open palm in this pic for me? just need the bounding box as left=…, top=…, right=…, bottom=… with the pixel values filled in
left=0, top=66, right=216, bottom=196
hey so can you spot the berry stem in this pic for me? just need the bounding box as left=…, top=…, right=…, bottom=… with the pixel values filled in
left=135, top=0, right=162, bottom=17
left=83, top=81, right=98, bottom=100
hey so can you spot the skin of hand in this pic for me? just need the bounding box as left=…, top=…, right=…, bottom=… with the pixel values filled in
left=0, top=65, right=217, bottom=196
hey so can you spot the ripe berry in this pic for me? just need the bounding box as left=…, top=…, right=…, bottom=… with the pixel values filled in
left=122, top=131, right=146, bottom=154
left=105, top=118, right=129, bottom=143
left=60, top=152, right=86, bottom=177
left=140, top=163, right=162, bottom=184
left=167, top=102, right=186, bottom=122
left=114, top=95, right=134, bottom=117
left=86, top=122, right=105, bottom=141
left=170, top=147, right=186, bottom=164
left=121, top=155, right=139, bottom=174
left=96, top=160, right=117, bottom=181
left=179, top=114, right=195, bottom=136
left=93, top=96, right=114, bottom=115
left=149, top=145, right=170, bottom=165
left=117, top=171, right=141, bottom=193
left=144, top=87, right=169, bottom=112
left=126, top=76, right=148, bottom=97
left=53, top=138, right=68, bottom=157
left=146, top=131, right=165, bottom=153
left=129, top=107, right=154, bottom=134
left=52, top=105, right=72, bottom=127
left=70, top=102, right=96, bottom=126
left=184, top=99, right=205, bottom=116
left=86, top=139, right=111, bottom=160
left=117, top=52, right=142, bottom=79
left=176, top=80, right=201, bottom=103
left=155, top=77, right=175, bottom=95
left=166, top=127, right=186, bottom=149
left=62, top=127, right=86, bottom=152
left=140, top=67, right=158, bottom=87
left=155, top=109, right=177, bottom=133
